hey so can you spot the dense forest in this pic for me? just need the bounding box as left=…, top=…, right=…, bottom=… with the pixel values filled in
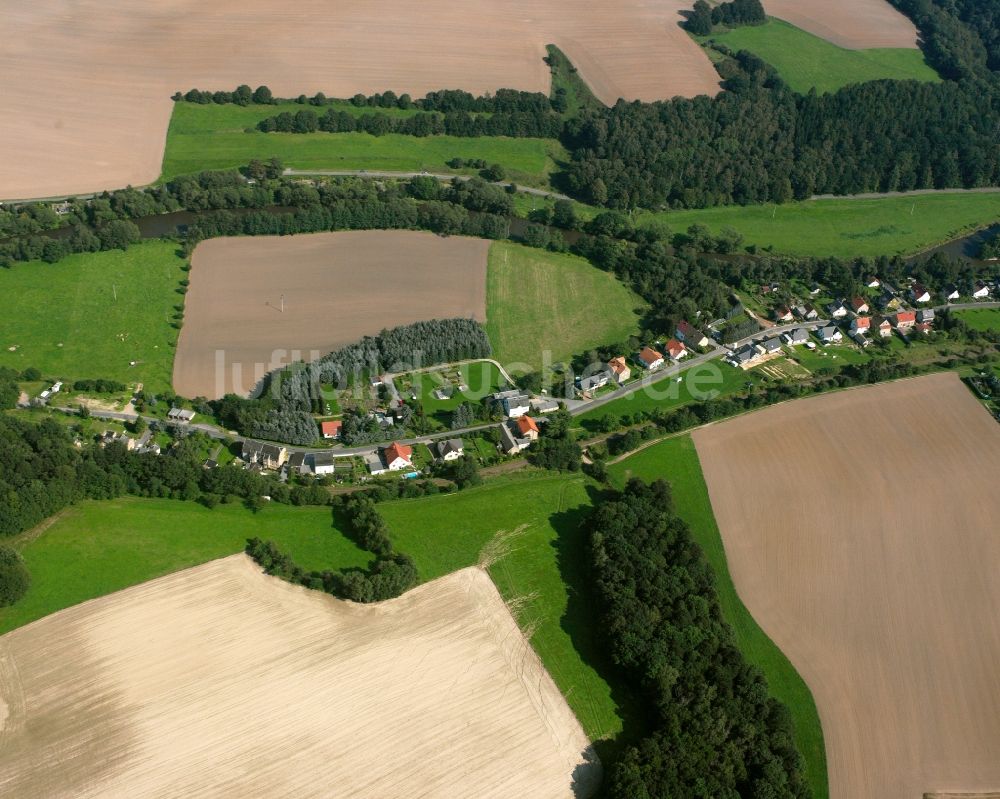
left=590, top=480, right=810, bottom=797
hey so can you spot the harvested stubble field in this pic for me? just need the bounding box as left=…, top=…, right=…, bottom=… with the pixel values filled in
left=0, top=556, right=598, bottom=798
left=174, top=231, right=489, bottom=398
left=2, top=1, right=719, bottom=199
left=693, top=372, right=1000, bottom=799
left=763, top=0, right=920, bottom=49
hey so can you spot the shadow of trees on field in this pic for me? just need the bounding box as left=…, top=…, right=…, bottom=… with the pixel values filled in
left=548, top=483, right=650, bottom=771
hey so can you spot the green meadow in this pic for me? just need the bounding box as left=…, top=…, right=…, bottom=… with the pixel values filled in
left=0, top=241, right=186, bottom=393
left=486, top=242, right=642, bottom=371
left=953, top=307, right=1000, bottom=331
left=699, top=18, right=939, bottom=93
left=160, top=101, right=564, bottom=186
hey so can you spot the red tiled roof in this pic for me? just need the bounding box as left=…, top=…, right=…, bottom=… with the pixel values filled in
left=854, top=316, right=871, bottom=329
left=638, top=347, right=662, bottom=366
left=320, top=420, right=342, bottom=437
left=516, top=416, right=539, bottom=435
left=897, top=311, right=916, bottom=323
left=384, top=442, right=412, bottom=463
left=677, top=320, right=699, bottom=338
left=666, top=338, right=686, bottom=357
left=608, top=356, right=628, bottom=375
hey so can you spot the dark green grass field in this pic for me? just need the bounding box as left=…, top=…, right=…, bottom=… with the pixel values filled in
left=0, top=498, right=369, bottom=635
left=486, top=242, right=642, bottom=371
left=160, top=101, right=564, bottom=186
left=698, top=18, right=939, bottom=94
left=953, top=307, right=1000, bottom=331
left=608, top=435, right=828, bottom=799
left=0, top=241, right=186, bottom=393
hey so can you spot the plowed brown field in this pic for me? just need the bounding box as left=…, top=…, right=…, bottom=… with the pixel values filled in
left=764, top=0, right=920, bottom=49
left=693, top=373, right=1000, bottom=799
left=0, top=556, right=598, bottom=798
left=173, top=230, right=489, bottom=398
left=1, top=1, right=719, bottom=199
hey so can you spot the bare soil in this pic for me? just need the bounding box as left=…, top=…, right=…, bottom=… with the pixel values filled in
left=0, top=556, right=598, bottom=798
left=0, top=1, right=719, bottom=199
left=764, top=0, right=920, bottom=49
left=173, top=231, right=489, bottom=398
left=693, top=373, right=1000, bottom=799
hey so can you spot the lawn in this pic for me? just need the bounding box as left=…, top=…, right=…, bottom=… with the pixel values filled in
left=160, top=101, right=564, bottom=187
left=608, top=436, right=828, bottom=799
left=577, top=360, right=748, bottom=429
left=953, top=307, right=1000, bottom=332
left=402, top=360, right=509, bottom=425
left=0, top=242, right=187, bottom=393
left=486, top=242, right=642, bottom=372
left=0, top=497, right=370, bottom=635
left=698, top=18, right=939, bottom=93
left=791, top=343, right=871, bottom=372
left=382, top=473, right=628, bottom=744
left=641, top=191, right=1000, bottom=259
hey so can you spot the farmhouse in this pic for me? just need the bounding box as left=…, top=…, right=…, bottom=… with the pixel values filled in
left=607, top=356, right=631, bottom=384
left=383, top=442, right=413, bottom=471
left=783, top=328, right=810, bottom=346
left=436, top=439, right=465, bottom=462
left=911, top=284, right=932, bottom=303
left=320, top=420, right=342, bottom=440
left=676, top=321, right=709, bottom=348
left=895, top=310, right=917, bottom=329
left=817, top=326, right=843, bottom=344
left=167, top=407, right=195, bottom=423
left=637, top=346, right=665, bottom=370
left=665, top=339, right=688, bottom=360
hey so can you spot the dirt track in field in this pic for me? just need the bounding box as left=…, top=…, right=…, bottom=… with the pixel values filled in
left=173, top=231, right=488, bottom=398
left=0, top=556, right=598, bottom=798
left=693, top=373, right=1000, bottom=799
left=0, top=1, right=720, bottom=200
left=764, top=0, right=920, bottom=49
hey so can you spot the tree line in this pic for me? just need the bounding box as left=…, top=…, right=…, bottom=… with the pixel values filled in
left=589, top=479, right=810, bottom=797
left=256, top=108, right=563, bottom=139
left=684, top=0, right=766, bottom=35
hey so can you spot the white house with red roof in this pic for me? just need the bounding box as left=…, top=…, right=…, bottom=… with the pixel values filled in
left=665, top=339, right=688, bottom=360
left=637, top=346, right=665, bottom=370
left=607, top=356, right=631, bottom=384
left=320, top=420, right=342, bottom=440
left=850, top=316, right=871, bottom=334
left=895, top=310, right=917, bottom=329
left=382, top=442, right=413, bottom=471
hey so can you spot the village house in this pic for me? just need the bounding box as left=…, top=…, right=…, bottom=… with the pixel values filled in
left=531, top=398, right=560, bottom=414
left=850, top=297, right=870, bottom=315
left=665, top=339, right=688, bottom=361
left=973, top=281, right=991, bottom=299
left=944, top=284, right=961, bottom=301
left=365, top=452, right=388, bottom=476
left=436, top=439, right=465, bottom=462
left=911, top=284, right=932, bottom=303
left=167, top=407, right=195, bottom=423
left=850, top=316, right=872, bottom=334
left=866, top=277, right=881, bottom=289
left=774, top=306, right=794, bottom=323
left=312, top=451, right=337, bottom=476
left=915, top=321, right=933, bottom=335
left=817, top=326, right=843, bottom=344
left=850, top=330, right=870, bottom=348
left=878, top=289, right=903, bottom=311
left=320, top=420, right=342, bottom=440
left=809, top=283, right=822, bottom=296
left=728, top=345, right=762, bottom=367
left=916, top=308, right=935, bottom=324
left=493, top=389, right=531, bottom=419
left=782, top=328, right=810, bottom=346
left=675, top=321, right=709, bottom=349
left=637, top=346, right=665, bottom=371
left=576, top=370, right=612, bottom=394
left=895, top=310, right=917, bottom=330
left=499, top=415, right=539, bottom=455
left=288, top=451, right=309, bottom=476
left=760, top=337, right=784, bottom=355
left=382, top=442, right=413, bottom=471
left=826, top=302, right=848, bottom=319
left=607, top=356, right=631, bottom=384
left=877, top=318, right=893, bottom=337
left=242, top=440, right=288, bottom=471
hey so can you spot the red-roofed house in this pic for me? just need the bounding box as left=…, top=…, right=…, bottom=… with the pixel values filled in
left=911, top=284, right=932, bottom=303
left=637, top=347, right=664, bottom=370
left=516, top=415, right=539, bottom=439
left=850, top=297, right=870, bottom=314
left=320, top=420, right=342, bottom=439
left=915, top=321, right=933, bottom=335
left=774, top=306, right=794, bottom=323
left=665, top=339, right=688, bottom=360
left=850, top=316, right=871, bottom=333
left=608, top=356, right=631, bottom=384
left=382, top=442, right=413, bottom=471
left=895, top=311, right=916, bottom=329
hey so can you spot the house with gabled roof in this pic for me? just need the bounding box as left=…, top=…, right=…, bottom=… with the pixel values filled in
left=944, top=284, right=960, bottom=301
left=320, top=420, right=342, bottom=439
left=817, top=326, right=843, bottom=344
left=850, top=297, right=870, bottom=315
left=665, top=339, right=688, bottom=360
left=676, top=321, right=709, bottom=348
left=576, top=371, right=612, bottom=394
left=972, top=281, right=991, bottom=299
left=383, top=442, right=413, bottom=471
left=916, top=308, right=935, bottom=324
left=637, top=346, right=665, bottom=371
left=866, top=277, right=881, bottom=289
left=607, top=356, right=631, bottom=384
left=911, top=284, right=932, bottom=303
left=436, top=439, right=465, bottom=462
left=895, top=310, right=917, bottom=329
left=500, top=417, right=538, bottom=455
left=774, top=306, right=794, bottom=323
left=826, top=301, right=848, bottom=319
left=850, top=316, right=872, bottom=334
left=783, top=328, right=810, bottom=346
left=877, top=318, right=893, bottom=337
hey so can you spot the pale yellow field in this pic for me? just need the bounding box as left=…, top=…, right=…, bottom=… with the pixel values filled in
left=174, top=230, right=490, bottom=398
left=0, top=556, right=599, bottom=798
left=764, top=0, right=920, bottom=49
left=694, top=373, right=1000, bottom=799
left=0, top=1, right=719, bottom=200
